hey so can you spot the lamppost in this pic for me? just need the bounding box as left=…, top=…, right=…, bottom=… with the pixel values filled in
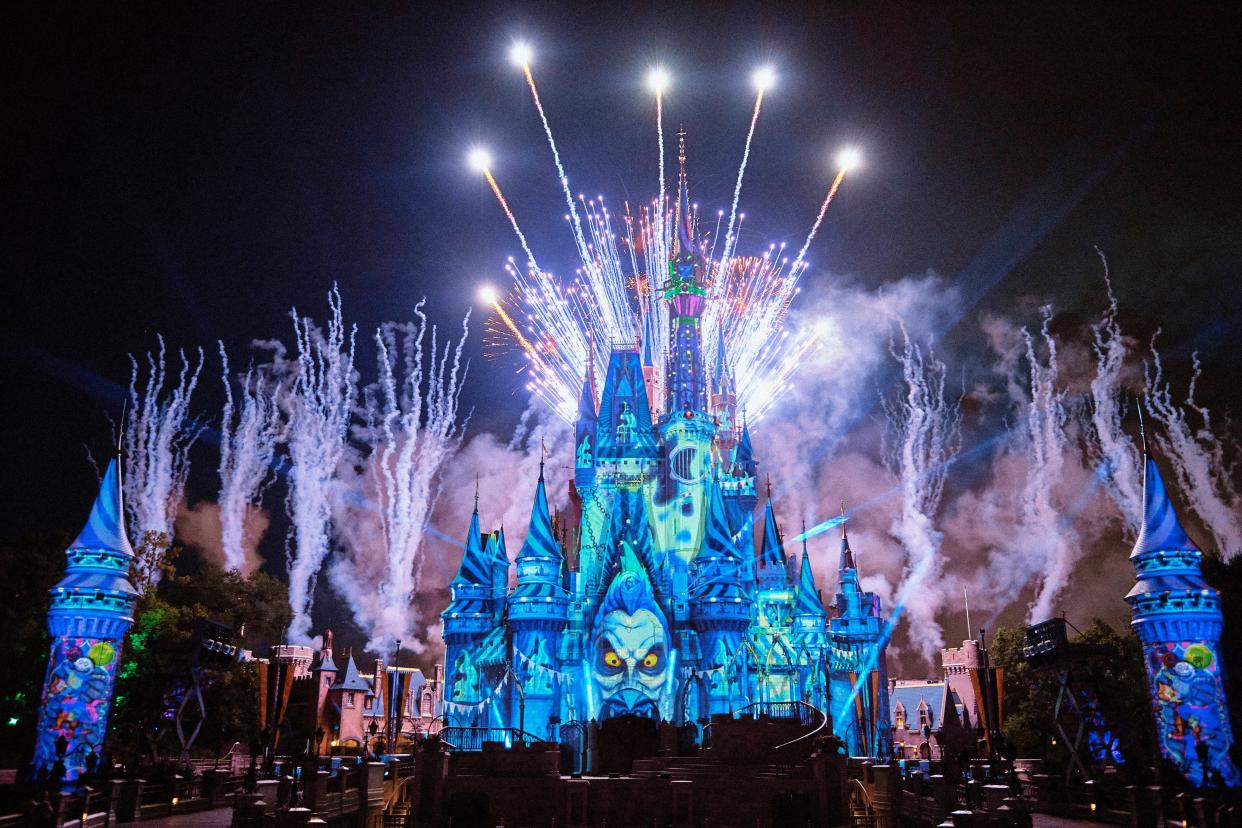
left=245, top=735, right=260, bottom=793
left=367, top=720, right=380, bottom=759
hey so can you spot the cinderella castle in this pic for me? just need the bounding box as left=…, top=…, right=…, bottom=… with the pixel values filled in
left=441, top=144, right=892, bottom=757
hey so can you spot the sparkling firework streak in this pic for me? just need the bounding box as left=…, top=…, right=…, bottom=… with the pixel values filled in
left=474, top=54, right=856, bottom=423
left=716, top=73, right=771, bottom=288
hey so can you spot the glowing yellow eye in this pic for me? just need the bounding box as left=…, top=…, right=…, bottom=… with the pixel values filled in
left=603, top=651, right=622, bottom=668
left=642, top=652, right=659, bottom=669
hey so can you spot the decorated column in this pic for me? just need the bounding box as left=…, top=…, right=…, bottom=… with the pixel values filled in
left=34, top=458, right=138, bottom=787
left=1125, top=454, right=1240, bottom=788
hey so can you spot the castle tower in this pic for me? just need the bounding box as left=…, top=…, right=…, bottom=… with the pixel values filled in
left=756, top=497, right=789, bottom=591
left=34, top=457, right=139, bottom=786
left=1125, top=454, right=1241, bottom=787
left=441, top=501, right=497, bottom=723
left=309, top=629, right=339, bottom=753
left=792, top=530, right=829, bottom=710
left=575, top=357, right=599, bottom=491
left=709, top=325, right=738, bottom=453
left=829, top=524, right=892, bottom=758
left=487, top=527, right=510, bottom=621
left=663, top=131, right=708, bottom=416
left=509, top=460, right=570, bottom=738
left=327, top=652, right=371, bottom=750
left=691, top=479, right=753, bottom=713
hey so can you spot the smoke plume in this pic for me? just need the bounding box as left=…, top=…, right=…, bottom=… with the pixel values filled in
left=883, top=326, right=961, bottom=663
left=218, top=343, right=284, bottom=574
left=328, top=304, right=470, bottom=654
left=124, top=337, right=204, bottom=553
left=1144, top=348, right=1242, bottom=560
left=283, top=286, right=358, bottom=644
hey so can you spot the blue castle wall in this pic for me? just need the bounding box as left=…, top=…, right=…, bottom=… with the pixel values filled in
left=441, top=160, right=890, bottom=755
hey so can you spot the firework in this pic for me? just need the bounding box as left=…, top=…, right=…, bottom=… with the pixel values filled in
left=472, top=51, right=858, bottom=423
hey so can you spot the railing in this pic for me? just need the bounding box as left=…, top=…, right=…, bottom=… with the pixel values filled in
left=438, top=726, right=541, bottom=752
left=731, top=700, right=821, bottom=727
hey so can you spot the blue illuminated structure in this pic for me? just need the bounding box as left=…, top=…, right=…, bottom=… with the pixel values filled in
left=33, top=458, right=139, bottom=787
left=440, top=141, right=890, bottom=756
left=1126, top=454, right=1240, bottom=788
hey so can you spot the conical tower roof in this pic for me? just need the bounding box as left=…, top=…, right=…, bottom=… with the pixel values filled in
left=796, top=536, right=826, bottom=617
left=700, top=477, right=742, bottom=565
left=759, top=499, right=785, bottom=567
left=451, top=505, right=490, bottom=586
left=331, top=652, right=370, bottom=692
left=1131, top=456, right=1199, bottom=559
left=71, top=458, right=134, bottom=556
left=516, top=466, right=561, bottom=563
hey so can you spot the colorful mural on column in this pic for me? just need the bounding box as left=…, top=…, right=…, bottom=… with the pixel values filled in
left=1125, top=454, right=1241, bottom=788
left=33, top=458, right=138, bottom=787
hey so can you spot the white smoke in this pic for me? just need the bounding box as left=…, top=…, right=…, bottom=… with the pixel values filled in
left=283, top=286, right=358, bottom=644
left=328, top=304, right=470, bottom=654
left=1144, top=347, right=1242, bottom=560
left=1019, top=309, right=1079, bottom=622
left=217, top=343, right=284, bottom=574
left=124, top=336, right=205, bottom=552
left=1086, top=252, right=1143, bottom=535
left=883, top=326, right=961, bottom=663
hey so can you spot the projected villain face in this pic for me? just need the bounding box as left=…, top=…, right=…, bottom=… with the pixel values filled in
left=592, top=571, right=670, bottom=719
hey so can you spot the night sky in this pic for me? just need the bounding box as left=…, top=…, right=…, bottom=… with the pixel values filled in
left=5, top=5, right=1241, bottom=662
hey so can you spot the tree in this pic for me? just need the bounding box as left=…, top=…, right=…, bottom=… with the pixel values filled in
left=0, top=533, right=72, bottom=768
left=111, top=554, right=290, bottom=762
left=989, top=620, right=1153, bottom=781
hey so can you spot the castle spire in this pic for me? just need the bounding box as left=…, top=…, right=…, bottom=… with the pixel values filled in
left=759, top=499, right=785, bottom=568
left=452, top=502, right=490, bottom=586
left=796, top=530, right=826, bottom=617
left=1131, top=455, right=1197, bottom=559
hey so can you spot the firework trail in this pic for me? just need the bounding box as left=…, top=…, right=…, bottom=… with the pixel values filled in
left=717, top=86, right=767, bottom=283
left=478, top=58, right=855, bottom=426
left=284, top=286, right=358, bottom=644
left=1144, top=347, right=1242, bottom=559
left=124, top=337, right=204, bottom=554
left=218, top=342, right=284, bottom=573
left=883, top=325, right=960, bottom=663
left=482, top=168, right=542, bottom=273
left=332, top=304, right=470, bottom=653
left=1021, top=309, right=1077, bottom=622
left=792, top=169, right=847, bottom=270
left=1086, top=251, right=1143, bottom=535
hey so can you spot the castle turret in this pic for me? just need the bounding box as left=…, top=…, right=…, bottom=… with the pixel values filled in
left=691, top=479, right=753, bottom=713
left=792, top=529, right=829, bottom=709
left=34, top=457, right=139, bottom=786
left=756, top=497, right=789, bottom=589
left=328, top=652, right=370, bottom=751
left=510, top=461, right=570, bottom=738
left=309, top=628, right=338, bottom=752
left=663, top=131, right=708, bottom=416
left=575, top=356, right=598, bottom=490
left=829, top=522, right=892, bottom=757
left=1125, top=454, right=1241, bottom=787
left=441, top=501, right=496, bottom=716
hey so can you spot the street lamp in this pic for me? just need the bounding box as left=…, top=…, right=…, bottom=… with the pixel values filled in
left=368, top=720, right=379, bottom=758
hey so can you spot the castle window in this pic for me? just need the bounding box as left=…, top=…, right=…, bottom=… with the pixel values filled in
left=919, top=705, right=930, bottom=728
left=346, top=691, right=355, bottom=708
left=894, top=702, right=905, bottom=730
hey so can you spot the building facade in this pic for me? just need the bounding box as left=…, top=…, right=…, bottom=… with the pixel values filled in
left=440, top=146, right=891, bottom=757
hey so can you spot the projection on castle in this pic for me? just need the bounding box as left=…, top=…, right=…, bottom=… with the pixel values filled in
left=442, top=141, right=890, bottom=756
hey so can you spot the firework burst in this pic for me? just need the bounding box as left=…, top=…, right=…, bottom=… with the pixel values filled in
left=472, top=51, right=859, bottom=422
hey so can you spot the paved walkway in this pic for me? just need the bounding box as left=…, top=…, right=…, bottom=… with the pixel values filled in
left=1030, top=815, right=1116, bottom=828
left=116, top=806, right=233, bottom=827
